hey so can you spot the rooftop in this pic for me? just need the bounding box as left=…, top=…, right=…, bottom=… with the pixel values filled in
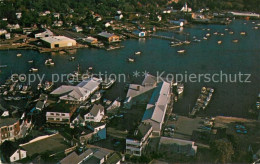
left=89, top=104, right=104, bottom=117
left=0, top=117, right=19, bottom=127
left=41, top=36, right=75, bottom=43
left=98, top=32, right=117, bottom=38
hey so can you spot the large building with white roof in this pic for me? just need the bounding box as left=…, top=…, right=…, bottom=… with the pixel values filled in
left=41, top=36, right=76, bottom=48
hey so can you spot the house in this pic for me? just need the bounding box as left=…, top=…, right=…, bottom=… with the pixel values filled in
left=53, top=20, right=63, bottom=27
left=105, top=22, right=111, bottom=27
left=142, top=80, right=171, bottom=136
left=35, top=94, right=48, bottom=111
left=82, top=37, right=98, bottom=45
left=115, top=14, right=123, bottom=20
left=5, top=33, right=10, bottom=39
left=106, top=152, right=124, bottom=164
left=106, top=99, right=121, bottom=114
left=46, top=103, right=77, bottom=124
left=85, top=104, right=104, bottom=122
left=51, top=78, right=102, bottom=103
left=41, top=36, right=76, bottom=48
left=19, top=133, right=71, bottom=157
left=0, top=29, right=7, bottom=35
left=7, top=24, right=20, bottom=30
left=132, top=30, right=146, bottom=37
left=33, top=29, right=53, bottom=38
left=0, top=117, right=20, bottom=144
left=126, top=123, right=153, bottom=156
left=60, top=146, right=113, bottom=164
left=158, top=137, right=197, bottom=156
left=180, top=2, right=192, bottom=12
left=73, top=26, right=83, bottom=32
left=0, top=141, right=27, bottom=162
left=53, top=13, right=60, bottom=19
left=98, top=32, right=120, bottom=43
left=124, top=74, right=157, bottom=109
left=76, top=123, right=106, bottom=144
left=15, top=12, right=22, bottom=19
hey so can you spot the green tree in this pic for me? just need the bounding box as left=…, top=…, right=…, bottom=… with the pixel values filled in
left=210, top=139, right=234, bottom=163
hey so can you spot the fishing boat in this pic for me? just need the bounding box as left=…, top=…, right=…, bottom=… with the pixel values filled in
left=91, top=91, right=102, bottom=103
left=102, top=78, right=115, bottom=89
left=177, top=50, right=185, bottom=53
left=28, top=60, right=34, bottom=64
left=128, top=57, right=135, bottom=62
left=17, top=53, right=22, bottom=57
left=45, top=59, right=55, bottom=66
left=217, top=41, right=222, bottom=44
left=69, top=57, right=75, bottom=61
left=177, top=83, right=184, bottom=95
left=43, top=81, right=54, bottom=91
left=135, top=51, right=142, bottom=55
left=29, top=68, right=38, bottom=72
left=232, top=39, right=239, bottom=43
left=240, top=31, right=246, bottom=35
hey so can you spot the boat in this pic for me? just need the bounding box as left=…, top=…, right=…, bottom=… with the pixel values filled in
left=45, top=59, right=55, bottom=66
left=102, top=78, right=115, bottom=89
left=29, top=68, right=38, bottom=72
left=177, top=83, right=184, bottom=95
left=206, top=33, right=210, bottom=37
left=229, top=31, right=234, bottom=34
left=224, top=28, right=229, bottom=31
left=135, top=51, right=142, bottom=55
left=177, top=50, right=185, bottom=53
left=37, top=83, right=42, bottom=90
left=240, top=31, right=246, bottom=35
left=88, top=67, right=93, bottom=70
left=232, top=39, right=239, bottom=43
left=69, top=57, right=75, bottom=61
left=220, top=33, right=224, bottom=36
left=17, top=53, right=22, bottom=57
left=193, top=39, right=201, bottom=42
left=128, top=58, right=135, bottom=62
left=91, top=91, right=102, bottom=103
left=28, top=60, right=34, bottom=64
left=213, top=32, right=218, bottom=35
left=0, top=65, right=7, bottom=68
left=203, top=37, right=208, bottom=40
left=183, top=40, right=191, bottom=44
left=43, top=81, right=54, bottom=91
left=217, top=41, right=222, bottom=44
left=253, top=26, right=259, bottom=30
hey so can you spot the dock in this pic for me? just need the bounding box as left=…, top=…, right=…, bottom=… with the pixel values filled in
left=149, top=34, right=182, bottom=42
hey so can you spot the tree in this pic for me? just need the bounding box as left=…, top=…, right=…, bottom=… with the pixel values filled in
left=210, top=139, right=234, bottom=163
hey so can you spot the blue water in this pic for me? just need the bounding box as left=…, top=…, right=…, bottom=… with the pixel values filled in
left=0, top=20, right=259, bottom=117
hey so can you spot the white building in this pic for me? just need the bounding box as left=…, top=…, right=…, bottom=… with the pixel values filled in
left=142, top=80, right=171, bottom=136
left=181, top=2, right=192, bottom=12
left=0, top=142, right=27, bottom=162
left=169, top=20, right=184, bottom=27
left=126, top=123, right=153, bottom=156
left=73, top=26, right=83, bottom=32
left=34, top=29, right=53, bottom=38
left=0, top=29, right=7, bottom=35
left=15, top=12, right=22, bottom=19
left=85, top=104, right=105, bottom=122
left=132, top=30, right=146, bottom=37
left=115, top=14, right=123, bottom=20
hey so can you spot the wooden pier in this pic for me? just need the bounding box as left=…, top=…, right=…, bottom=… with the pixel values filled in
left=149, top=34, right=182, bottom=42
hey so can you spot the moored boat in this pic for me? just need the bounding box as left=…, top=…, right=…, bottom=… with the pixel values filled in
left=17, top=53, right=22, bottom=57
left=177, top=50, right=185, bottom=53
left=135, top=51, right=142, bottom=55
left=45, top=59, right=55, bottom=66
left=102, top=78, right=115, bottom=89
left=217, top=40, right=222, bottom=44
left=128, top=57, right=135, bottom=62
left=43, top=81, right=54, bottom=91
left=240, top=31, right=246, bottom=35
left=91, top=91, right=102, bottom=103
left=28, top=60, right=34, bottom=64
left=232, top=39, right=239, bottom=43
left=69, top=57, right=75, bottom=61
left=29, top=68, right=38, bottom=72
left=177, top=83, right=184, bottom=95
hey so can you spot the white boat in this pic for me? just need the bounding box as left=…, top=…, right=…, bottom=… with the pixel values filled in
left=128, top=58, right=135, bottom=62
left=229, top=31, right=234, bottom=34
left=224, top=28, right=229, bottom=31
left=69, top=57, right=75, bottom=61
left=220, top=33, right=224, bottom=36
left=28, top=60, right=34, bottom=64
left=102, top=78, right=115, bottom=89
left=0, top=65, right=7, bottom=68
left=213, top=32, right=218, bottom=35
left=217, top=41, right=222, bottom=44
left=45, top=59, right=55, bottom=66
left=253, top=26, right=259, bottom=30
left=183, top=40, right=191, bottom=44
left=193, top=39, right=201, bottom=42
left=240, top=31, right=246, bottom=35
left=29, top=68, right=38, bottom=72
left=88, top=67, right=93, bottom=70
left=17, top=53, right=22, bottom=57
left=232, top=39, right=239, bottom=43
left=177, top=50, right=185, bottom=53
left=37, top=83, right=42, bottom=90
left=203, top=37, right=208, bottom=40
left=91, top=91, right=102, bottom=103
left=177, top=83, right=184, bottom=95
left=135, top=51, right=142, bottom=55
left=43, top=81, right=54, bottom=91
left=206, top=33, right=210, bottom=37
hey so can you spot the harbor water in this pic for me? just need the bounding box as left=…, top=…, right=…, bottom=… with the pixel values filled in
left=0, top=20, right=259, bottom=117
